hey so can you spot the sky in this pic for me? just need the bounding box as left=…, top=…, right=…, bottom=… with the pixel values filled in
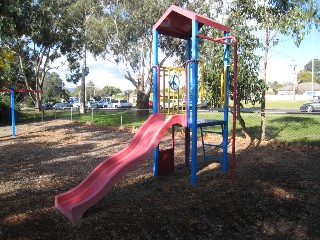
left=57, top=27, right=320, bottom=91
left=264, top=28, right=320, bottom=85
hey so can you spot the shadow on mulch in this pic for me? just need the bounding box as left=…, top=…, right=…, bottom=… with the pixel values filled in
left=0, top=121, right=319, bottom=240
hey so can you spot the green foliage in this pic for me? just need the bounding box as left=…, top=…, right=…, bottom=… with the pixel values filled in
left=0, top=47, right=18, bottom=85
left=99, top=85, right=121, bottom=98
left=0, top=0, right=74, bottom=109
left=269, top=81, right=284, bottom=89
left=304, top=59, right=320, bottom=72
left=60, top=0, right=105, bottom=84
left=202, top=1, right=264, bottom=108
left=298, top=59, right=320, bottom=83
left=100, top=0, right=188, bottom=109
left=0, top=94, right=12, bottom=123
left=43, top=72, right=66, bottom=102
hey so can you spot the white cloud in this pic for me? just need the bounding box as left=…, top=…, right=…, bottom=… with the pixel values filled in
left=51, top=53, right=135, bottom=91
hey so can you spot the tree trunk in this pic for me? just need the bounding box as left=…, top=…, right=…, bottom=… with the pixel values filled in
left=261, top=1, right=269, bottom=140
left=236, top=98, right=252, bottom=142
left=136, top=90, right=149, bottom=116
left=80, top=44, right=87, bottom=114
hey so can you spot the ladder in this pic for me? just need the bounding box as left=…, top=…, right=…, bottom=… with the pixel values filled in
left=200, top=121, right=226, bottom=163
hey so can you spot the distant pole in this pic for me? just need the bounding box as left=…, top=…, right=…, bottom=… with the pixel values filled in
left=10, top=85, right=16, bottom=136
left=312, top=23, right=315, bottom=99
left=294, top=65, right=297, bottom=101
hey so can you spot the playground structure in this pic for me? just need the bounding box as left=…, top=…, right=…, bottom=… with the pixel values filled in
left=152, top=5, right=237, bottom=184
left=157, top=61, right=205, bottom=115
left=0, top=83, right=42, bottom=136
left=55, top=5, right=237, bottom=224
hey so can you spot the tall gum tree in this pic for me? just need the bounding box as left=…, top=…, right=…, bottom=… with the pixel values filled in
left=0, top=0, right=70, bottom=110
left=257, top=0, right=319, bottom=139
left=201, top=1, right=265, bottom=142
left=227, top=0, right=319, bottom=139
left=60, top=0, right=105, bottom=114
left=99, top=0, right=189, bottom=110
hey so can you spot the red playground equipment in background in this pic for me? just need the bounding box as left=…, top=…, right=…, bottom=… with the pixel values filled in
left=55, top=5, right=237, bottom=224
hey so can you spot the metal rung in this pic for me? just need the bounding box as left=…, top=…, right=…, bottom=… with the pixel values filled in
left=201, top=130, right=223, bottom=134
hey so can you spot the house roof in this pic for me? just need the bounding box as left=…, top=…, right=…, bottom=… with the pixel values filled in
left=278, top=85, right=294, bottom=91
left=297, top=82, right=320, bottom=91
left=153, top=5, right=230, bottom=39
left=277, top=82, right=320, bottom=92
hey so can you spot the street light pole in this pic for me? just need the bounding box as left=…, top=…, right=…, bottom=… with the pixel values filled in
left=292, top=61, right=297, bottom=101
left=311, top=23, right=315, bottom=99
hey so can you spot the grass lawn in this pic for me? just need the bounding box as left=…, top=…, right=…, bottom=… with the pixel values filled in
left=18, top=108, right=150, bottom=127
left=198, top=111, right=319, bottom=145
left=17, top=107, right=319, bottom=145
left=241, top=99, right=312, bottom=109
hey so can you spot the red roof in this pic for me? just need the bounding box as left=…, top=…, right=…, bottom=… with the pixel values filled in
left=153, top=5, right=230, bottom=39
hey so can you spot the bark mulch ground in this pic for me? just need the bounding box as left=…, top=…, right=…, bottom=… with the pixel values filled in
left=0, top=120, right=319, bottom=240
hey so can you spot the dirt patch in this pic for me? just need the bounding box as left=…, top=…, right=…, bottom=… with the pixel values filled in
left=0, top=120, right=319, bottom=239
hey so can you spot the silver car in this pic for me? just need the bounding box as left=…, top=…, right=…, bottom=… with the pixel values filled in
left=300, top=101, right=320, bottom=112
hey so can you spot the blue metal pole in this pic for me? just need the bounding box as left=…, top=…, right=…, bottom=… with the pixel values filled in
left=10, top=85, right=16, bottom=136
left=186, top=38, right=191, bottom=121
left=152, top=30, right=159, bottom=114
left=185, top=38, right=191, bottom=167
left=152, top=29, right=159, bottom=176
left=191, top=20, right=199, bottom=185
left=222, top=32, right=230, bottom=173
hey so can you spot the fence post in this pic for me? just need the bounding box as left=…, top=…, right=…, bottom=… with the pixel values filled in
left=120, top=112, right=123, bottom=126
left=71, top=107, right=73, bottom=122
left=91, top=108, right=93, bottom=122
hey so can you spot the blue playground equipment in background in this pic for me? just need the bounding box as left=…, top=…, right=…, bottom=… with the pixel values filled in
left=152, top=5, right=238, bottom=184
left=0, top=84, right=42, bottom=136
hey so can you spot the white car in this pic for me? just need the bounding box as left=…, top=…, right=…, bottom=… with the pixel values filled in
left=107, top=99, right=132, bottom=108
left=73, top=101, right=98, bottom=109
left=53, top=102, right=72, bottom=110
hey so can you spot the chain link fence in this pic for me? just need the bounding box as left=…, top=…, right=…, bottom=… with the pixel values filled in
left=2, top=107, right=320, bottom=146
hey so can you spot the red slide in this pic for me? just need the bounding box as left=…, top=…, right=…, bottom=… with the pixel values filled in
left=55, top=113, right=186, bottom=224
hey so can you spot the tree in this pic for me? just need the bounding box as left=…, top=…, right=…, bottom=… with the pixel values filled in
left=0, top=0, right=70, bottom=110
left=232, top=0, right=319, bottom=139
left=86, top=80, right=96, bottom=100
left=42, top=72, right=65, bottom=103
left=304, top=59, right=320, bottom=73
left=298, top=59, right=320, bottom=83
left=60, top=0, right=106, bottom=114
left=96, top=0, right=189, bottom=111
left=100, top=85, right=121, bottom=97
left=202, top=1, right=265, bottom=142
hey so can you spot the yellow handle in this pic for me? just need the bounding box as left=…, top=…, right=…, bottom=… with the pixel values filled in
left=220, top=68, right=226, bottom=106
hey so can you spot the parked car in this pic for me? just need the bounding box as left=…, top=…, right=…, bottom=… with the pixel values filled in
left=300, top=101, right=320, bottom=112
left=72, top=101, right=98, bottom=109
left=86, top=101, right=98, bottom=109
left=182, top=99, right=208, bottom=108
left=107, top=99, right=132, bottom=108
left=97, top=98, right=111, bottom=108
left=41, top=102, right=53, bottom=110
left=53, top=102, right=72, bottom=110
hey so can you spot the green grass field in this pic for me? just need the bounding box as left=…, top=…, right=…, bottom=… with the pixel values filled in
left=241, top=99, right=311, bottom=109
left=17, top=104, right=320, bottom=145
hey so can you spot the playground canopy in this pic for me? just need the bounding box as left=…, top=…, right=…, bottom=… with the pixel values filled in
left=153, top=5, right=230, bottom=39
